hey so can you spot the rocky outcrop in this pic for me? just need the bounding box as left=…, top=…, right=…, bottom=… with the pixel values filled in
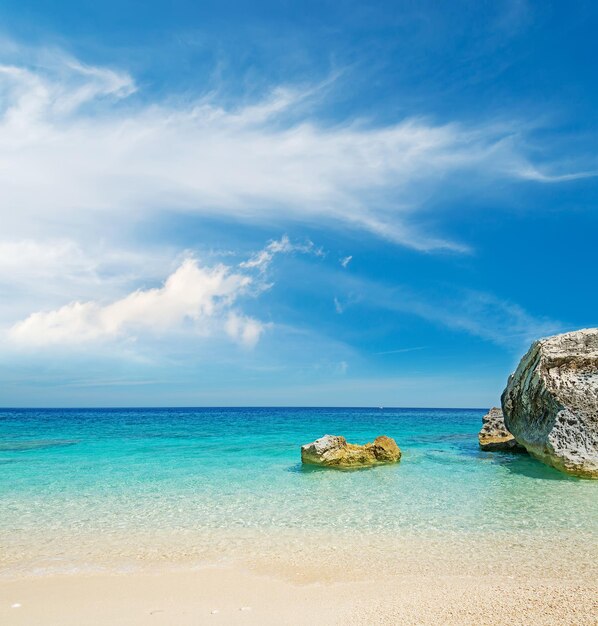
left=301, top=434, right=401, bottom=468
left=478, top=407, right=525, bottom=451
left=501, top=328, right=598, bottom=478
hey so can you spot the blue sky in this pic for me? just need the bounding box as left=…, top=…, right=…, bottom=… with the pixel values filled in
left=0, top=1, right=596, bottom=407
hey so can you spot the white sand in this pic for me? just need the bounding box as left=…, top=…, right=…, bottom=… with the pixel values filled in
left=2, top=530, right=597, bottom=625
left=0, top=565, right=597, bottom=625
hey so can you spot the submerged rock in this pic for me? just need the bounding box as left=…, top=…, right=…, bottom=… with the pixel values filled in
left=501, top=328, right=598, bottom=478
left=478, top=407, right=525, bottom=452
left=301, top=434, right=401, bottom=468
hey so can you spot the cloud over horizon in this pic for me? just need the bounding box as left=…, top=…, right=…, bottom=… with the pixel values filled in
left=9, top=258, right=262, bottom=347
left=6, top=236, right=320, bottom=350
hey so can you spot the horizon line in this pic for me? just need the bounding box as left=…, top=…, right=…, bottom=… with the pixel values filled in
left=0, top=405, right=489, bottom=411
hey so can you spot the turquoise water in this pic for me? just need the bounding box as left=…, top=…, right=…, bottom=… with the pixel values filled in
left=1, top=407, right=597, bottom=573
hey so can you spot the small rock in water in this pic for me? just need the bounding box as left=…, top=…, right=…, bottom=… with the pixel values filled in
left=478, top=407, right=525, bottom=452
left=301, top=434, right=401, bottom=468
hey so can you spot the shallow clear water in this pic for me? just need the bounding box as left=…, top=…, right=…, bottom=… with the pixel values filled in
left=1, top=407, right=597, bottom=574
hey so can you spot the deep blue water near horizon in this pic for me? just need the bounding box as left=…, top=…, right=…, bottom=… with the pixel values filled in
left=1, top=407, right=597, bottom=573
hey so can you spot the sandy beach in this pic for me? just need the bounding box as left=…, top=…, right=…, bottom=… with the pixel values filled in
left=2, top=529, right=597, bottom=625
left=1, top=565, right=597, bottom=626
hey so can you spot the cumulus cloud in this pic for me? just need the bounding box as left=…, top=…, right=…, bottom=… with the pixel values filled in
left=6, top=236, right=315, bottom=349
left=0, top=46, right=587, bottom=251
left=225, top=313, right=265, bottom=348
left=8, top=258, right=255, bottom=346
left=0, top=238, right=190, bottom=327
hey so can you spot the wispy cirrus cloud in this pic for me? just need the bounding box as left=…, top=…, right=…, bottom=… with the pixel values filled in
left=240, top=234, right=322, bottom=272
left=515, top=166, right=598, bottom=183
left=0, top=44, right=591, bottom=253
left=0, top=239, right=161, bottom=289
left=331, top=271, right=563, bottom=350
left=411, top=290, right=562, bottom=347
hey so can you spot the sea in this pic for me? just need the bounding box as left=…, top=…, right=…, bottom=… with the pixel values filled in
left=1, top=407, right=597, bottom=578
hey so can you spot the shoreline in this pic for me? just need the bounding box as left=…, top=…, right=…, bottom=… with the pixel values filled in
left=3, top=527, right=597, bottom=580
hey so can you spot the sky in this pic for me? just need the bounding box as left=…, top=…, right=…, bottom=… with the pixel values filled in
left=0, top=0, right=597, bottom=407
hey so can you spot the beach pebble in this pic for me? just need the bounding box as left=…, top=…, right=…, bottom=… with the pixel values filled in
left=11, top=603, right=22, bottom=609
left=211, top=609, right=219, bottom=614
left=240, top=606, right=251, bottom=611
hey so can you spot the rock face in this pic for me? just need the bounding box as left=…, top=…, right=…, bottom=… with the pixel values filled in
left=501, top=328, right=598, bottom=478
left=301, top=434, right=401, bottom=468
left=478, top=407, right=525, bottom=451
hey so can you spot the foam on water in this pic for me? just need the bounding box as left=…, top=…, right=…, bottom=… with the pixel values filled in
left=1, top=407, right=597, bottom=576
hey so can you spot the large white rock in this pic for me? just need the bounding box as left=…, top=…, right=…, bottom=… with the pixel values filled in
left=501, top=328, right=598, bottom=478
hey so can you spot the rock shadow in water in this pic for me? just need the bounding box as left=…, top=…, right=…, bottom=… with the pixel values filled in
left=287, top=462, right=395, bottom=474
left=493, top=453, right=579, bottom=481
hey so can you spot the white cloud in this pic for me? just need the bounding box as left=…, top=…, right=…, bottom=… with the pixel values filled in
left=423, top=291, right=562, bottom=347
left=424, top=292, right=561, bottom=347
left=0, top=239, right=96, bottom=283
left=0, top=238, right=189, bottom=327
left=0, top=47, right=586, bottom=252
left=225, top=313, right=265, bottom=348
left=0, top=239, right=163, bottom=287
left=332, top=270, right=563, bottom=350
left=5, top=236, right=317, bottom=350
left=340, top=255, right=352, bottom=268
left=376, top=346, right=426, bottom=355
left=515, top=166, right=598, bottom=183
left=240, top=235, right=321, bottom=272
left=9, top=258, right=253, bottom=346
